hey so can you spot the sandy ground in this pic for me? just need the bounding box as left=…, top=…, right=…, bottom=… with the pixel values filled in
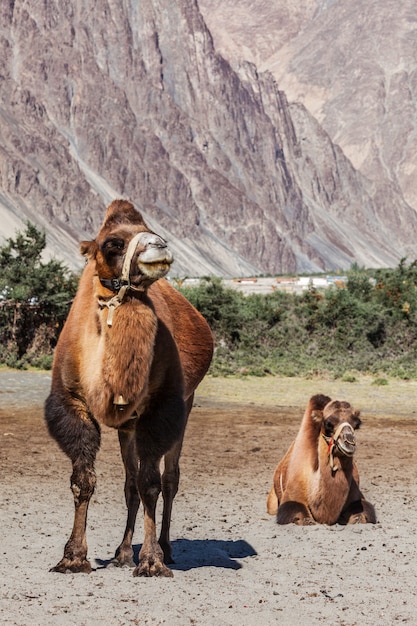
left=1, top=371, right=417, bottom=625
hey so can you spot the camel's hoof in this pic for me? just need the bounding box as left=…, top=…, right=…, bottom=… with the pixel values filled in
left=108, top=556, right=136, bottom=569
left=112, top=544, right=136, bottom=568
left=348, top=513, right=367, bottom=524
left=159, top=542, right=174, bottom=565
left=161, top=550, right=175, bottom=565
left=50, top=558, right=92, bottom=574
left=133, top=561, right=174, bottom=578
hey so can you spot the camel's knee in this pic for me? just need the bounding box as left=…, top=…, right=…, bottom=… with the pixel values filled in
left=276, top=500, right=311, bottom=525
left=343, top=499, right=377, bottom=524
left=70, top=465, right=97, bottom=505
left=161, top=464, right=180, bottom=497
left=162, top=441, right=183, bottom=487
left=144, top=482, right=161, bottom=502
left=137, top=466, right=162, bottom=507
left=362, top=500, right=377, bottom=523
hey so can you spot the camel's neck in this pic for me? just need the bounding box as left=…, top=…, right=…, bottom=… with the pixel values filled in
left=103, top=295, right=157, bottom=399
left=82, top=293, right=158, bottom=427
left=308, top=437, right=354, bottom=524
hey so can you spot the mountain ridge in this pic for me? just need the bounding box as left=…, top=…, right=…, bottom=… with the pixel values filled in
left=1, top=0, right=416, bottom=276
left=200, top=0, right=417, bottom=221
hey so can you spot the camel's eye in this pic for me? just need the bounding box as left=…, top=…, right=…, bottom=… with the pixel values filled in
left=352, top=416, right=362, bottom=430
left=102, top=238, right=125, bottom=255
left=323, top=418, right=336, bottom=437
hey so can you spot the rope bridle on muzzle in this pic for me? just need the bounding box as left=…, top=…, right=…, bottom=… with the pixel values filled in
left=98, top=232, right=147, bottom=327
left=322, top=421, right=356, bottom=473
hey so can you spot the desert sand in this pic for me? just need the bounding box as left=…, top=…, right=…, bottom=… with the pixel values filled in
left=1, top=371, right=417, bottom=625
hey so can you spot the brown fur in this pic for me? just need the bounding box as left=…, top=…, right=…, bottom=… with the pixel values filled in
left=267, top=394, right=376, bottom=525
left=45, top=200, right=213, bottom=577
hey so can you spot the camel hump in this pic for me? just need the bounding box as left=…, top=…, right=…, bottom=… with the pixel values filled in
left=309, top=394, right=332, bottom=411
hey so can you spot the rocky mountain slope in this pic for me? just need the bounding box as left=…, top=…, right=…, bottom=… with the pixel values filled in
left=0, top=0, right=416, bottom=277
left=200, top=0, right=417, bottom=222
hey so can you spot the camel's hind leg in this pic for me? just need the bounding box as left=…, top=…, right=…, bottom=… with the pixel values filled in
left=112, top=423, right=140, bottom=568
left=45, top=394, right=101, bottom=573
left=158, top=394, right=191, bottom=564
left=159, top=438, right=183, bottom=564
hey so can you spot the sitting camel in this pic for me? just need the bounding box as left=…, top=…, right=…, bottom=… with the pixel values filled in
left=45, top=199, right=213, bottom=577
left=267, top=394, right=376, bottom=525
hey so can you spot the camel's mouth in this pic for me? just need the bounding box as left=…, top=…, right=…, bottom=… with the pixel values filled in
left=136, top=246, right=173, bottom=281
left=335, top=437, right=356, bottom=457
left=324, top=421, right=357, bottom=472
left=334, top=424, right=357, bottom=457
left=123, top=232, right=173, bottom=283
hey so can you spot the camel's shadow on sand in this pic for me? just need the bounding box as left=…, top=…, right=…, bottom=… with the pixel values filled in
left=95, top=539, right=257, bottom=572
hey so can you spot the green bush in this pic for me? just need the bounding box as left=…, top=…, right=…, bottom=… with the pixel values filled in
left=177, top=261, right=417, bottom=379
left=0, top=222, right=78, bottom=368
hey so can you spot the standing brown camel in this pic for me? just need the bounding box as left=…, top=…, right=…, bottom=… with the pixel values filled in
left=267, top=394, right=376, bottom=525
left=45, top=199, right=213, bottom=577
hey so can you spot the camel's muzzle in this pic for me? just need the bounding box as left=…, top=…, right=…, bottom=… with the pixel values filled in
left=98, top=231, right=173, bottom=327
left=135, top=232, right=173, bottom=281
left=333, top=422, right=356, bottom=457
left=323, top=421, right=357, bottom=472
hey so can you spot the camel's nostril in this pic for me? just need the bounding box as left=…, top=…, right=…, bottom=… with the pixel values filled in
left=136, top=233, right=173, bottom=272
left=134, top=232, right=167, bottom=249
left=150, top=237, right=167, bottom=249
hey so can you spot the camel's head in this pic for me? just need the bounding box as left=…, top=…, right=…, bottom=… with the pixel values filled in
left=311, top=396, right=362, bottom=468
left=322, top=399, right=361, bottom=458
left=81, top=199, right=173, bottom=291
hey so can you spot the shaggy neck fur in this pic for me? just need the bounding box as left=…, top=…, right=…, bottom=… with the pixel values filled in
left=87, top=291, right=158, bottom=427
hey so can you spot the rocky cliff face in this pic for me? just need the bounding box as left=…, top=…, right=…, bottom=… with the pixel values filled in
left=0, top=0, right=416, bottom=276
left=200, top=0, right=417, bottom=234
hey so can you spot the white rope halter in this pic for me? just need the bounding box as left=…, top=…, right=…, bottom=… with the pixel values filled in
left=98, top=232, right=146, bottom=327
left=322, top=421, right=355, bottom=473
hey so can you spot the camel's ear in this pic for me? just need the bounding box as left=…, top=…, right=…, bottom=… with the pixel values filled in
left=80, top=240, right=98, bottom=259
left=352, top=410, right=362, bottom=429
left=311, top=410, right=324, bottom=423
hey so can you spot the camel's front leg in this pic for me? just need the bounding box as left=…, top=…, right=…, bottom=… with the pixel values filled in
left=112, top=427, right=140, bottom=568
left=51, top=461, right=97, bottom=573
left=133, top=457, right=173, bottom=578
left=338, top=480, right=377, bottom=524
left=45, top=394, right=100, bottom=574
left=276, top=500, right=314, bottom=525
left=340, top=498, right=377, bottom=524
